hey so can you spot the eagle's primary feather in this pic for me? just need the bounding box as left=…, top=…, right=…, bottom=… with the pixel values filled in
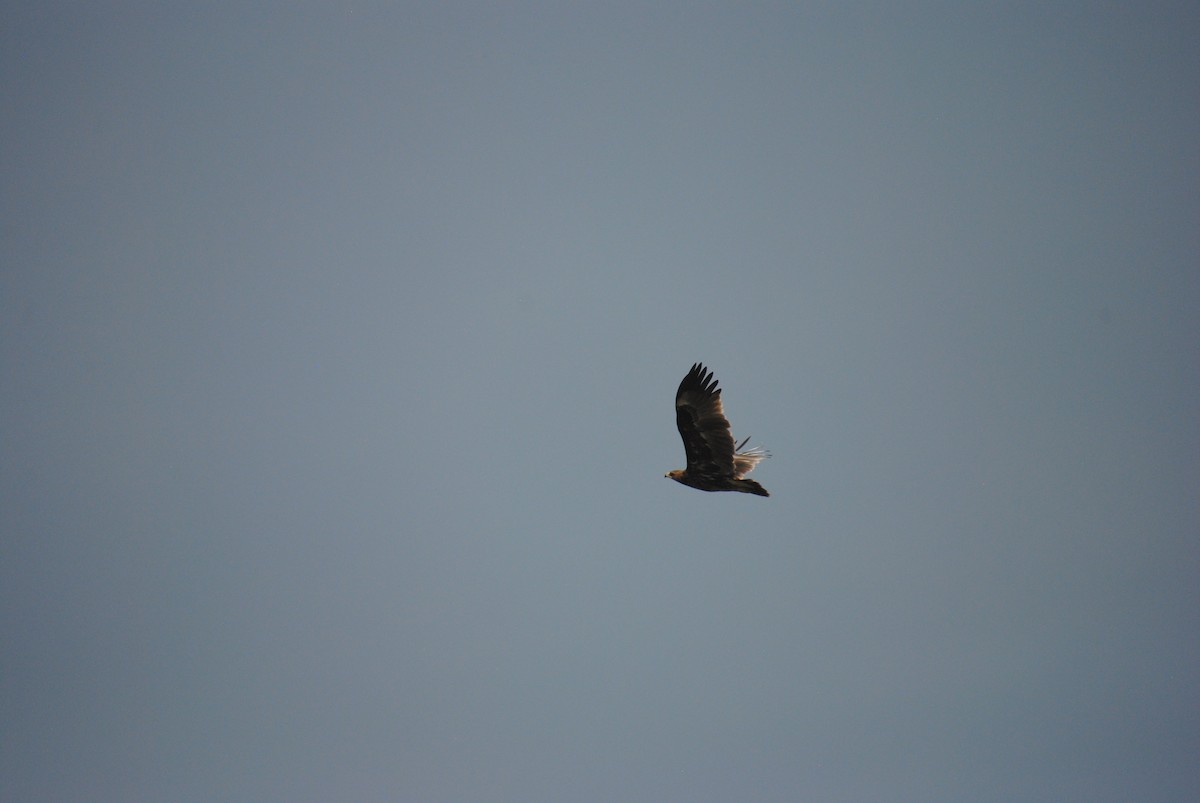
left=666, top=363, right=770, bottom=497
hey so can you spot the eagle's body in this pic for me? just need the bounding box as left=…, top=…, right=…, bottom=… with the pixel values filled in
left=666, top=363, right=770, bottom=497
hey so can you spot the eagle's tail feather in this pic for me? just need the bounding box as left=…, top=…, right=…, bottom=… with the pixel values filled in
left=736, top=479, right=770, bottom=497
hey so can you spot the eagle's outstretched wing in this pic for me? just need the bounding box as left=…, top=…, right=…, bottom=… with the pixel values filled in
left=674, top=362, right=737, bottom=480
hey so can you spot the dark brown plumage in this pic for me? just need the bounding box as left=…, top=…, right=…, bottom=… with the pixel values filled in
left=665, top=362, right=770, bottom=497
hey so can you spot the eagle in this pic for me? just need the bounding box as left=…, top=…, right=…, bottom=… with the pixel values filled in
left=665, top=362, right=770, bottom=497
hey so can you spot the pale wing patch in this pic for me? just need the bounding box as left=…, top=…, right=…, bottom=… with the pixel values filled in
left=731, top=438, right=770, bottom=478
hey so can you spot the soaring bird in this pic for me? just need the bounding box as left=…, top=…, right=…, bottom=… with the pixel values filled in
left=665, top=362, right=770, bottom=497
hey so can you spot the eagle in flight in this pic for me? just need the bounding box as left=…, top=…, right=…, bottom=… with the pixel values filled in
left=665, top=362, right=770, bottom=497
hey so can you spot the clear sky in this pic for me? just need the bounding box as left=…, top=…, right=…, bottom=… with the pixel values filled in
left=3, top=3, right=1198, bottom=801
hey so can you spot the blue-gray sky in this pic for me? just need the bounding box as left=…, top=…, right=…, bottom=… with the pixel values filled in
left=3, top=4, right=1198, bottom=801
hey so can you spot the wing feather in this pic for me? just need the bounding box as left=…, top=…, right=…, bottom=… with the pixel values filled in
left=674, top=363, right=736, bottom=477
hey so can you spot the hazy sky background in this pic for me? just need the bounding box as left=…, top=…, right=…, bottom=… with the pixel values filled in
left=3, top=3, right=1198, bottom=801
